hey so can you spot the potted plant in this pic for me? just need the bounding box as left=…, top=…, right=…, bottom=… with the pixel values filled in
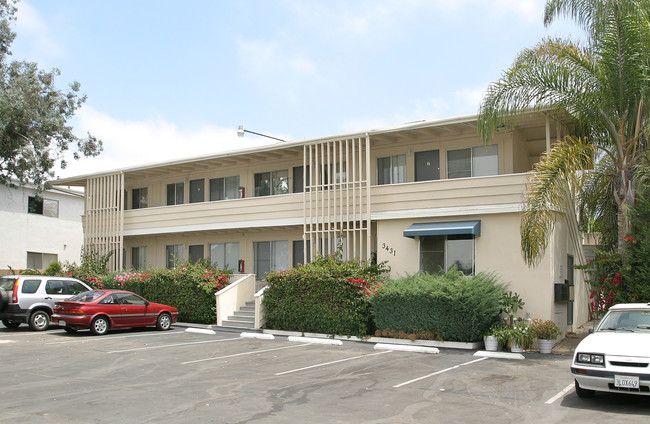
left=530, top=319, right=561, bottom=354
left=483, top=324, right=507, bottom=351
left=504, top=322, right=534, bottom=353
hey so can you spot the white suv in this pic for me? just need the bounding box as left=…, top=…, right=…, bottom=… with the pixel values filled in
left=0, top=275, right=91, bottom=331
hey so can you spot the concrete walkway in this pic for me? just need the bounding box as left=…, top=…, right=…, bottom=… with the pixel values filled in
left=551, top=320, right=598, bottom=356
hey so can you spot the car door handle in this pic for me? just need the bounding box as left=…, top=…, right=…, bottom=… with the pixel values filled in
left=44, top=297, right=52, bottom=300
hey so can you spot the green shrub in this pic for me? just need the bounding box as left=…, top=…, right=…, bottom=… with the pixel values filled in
left=263, top=255, right=389, bottom=337
left=370, top=269, right=506, bottom=342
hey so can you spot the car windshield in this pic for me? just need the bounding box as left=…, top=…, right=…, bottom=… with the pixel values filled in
left=597, top=309, right=650, bottom=332
left=0, top=277, right=17, bottom=290
left=67, top=290, right=105, bottom=303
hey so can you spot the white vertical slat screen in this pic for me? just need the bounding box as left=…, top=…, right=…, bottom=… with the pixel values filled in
left=84, top=172, right=124, bottom=271
left=303, top=135, right=371, bottom=262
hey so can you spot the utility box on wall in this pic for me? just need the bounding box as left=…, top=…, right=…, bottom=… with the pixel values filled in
left=554, top=283, right=575, bottom=302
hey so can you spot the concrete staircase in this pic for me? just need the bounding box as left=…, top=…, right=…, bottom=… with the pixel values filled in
left=219, top=301, right=258, bottom=331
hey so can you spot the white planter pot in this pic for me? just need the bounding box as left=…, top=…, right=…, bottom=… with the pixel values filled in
left=484, top=335, right=499, bottom=351
left=538, top=338, right=554, bottom=354
left=510, top=343, right=523, bottom=353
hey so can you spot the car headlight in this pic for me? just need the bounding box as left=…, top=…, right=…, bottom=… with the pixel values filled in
left=576, top=353, right=605, bottom=366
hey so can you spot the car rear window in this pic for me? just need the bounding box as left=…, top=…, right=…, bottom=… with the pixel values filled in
left=68, top=291, right=104, bottom=303
left=0, top=277, right=17, bottom=290
left=21, top=279, right=41, bottom=294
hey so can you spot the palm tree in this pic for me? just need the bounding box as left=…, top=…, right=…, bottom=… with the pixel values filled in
left=478, top=0, right=650, bottom=266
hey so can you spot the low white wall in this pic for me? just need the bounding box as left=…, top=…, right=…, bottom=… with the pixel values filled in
left=215, top=273, right=256, bottom=326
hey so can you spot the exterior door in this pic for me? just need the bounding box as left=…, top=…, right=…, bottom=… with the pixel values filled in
left=415, top=150, right=440, bottom=181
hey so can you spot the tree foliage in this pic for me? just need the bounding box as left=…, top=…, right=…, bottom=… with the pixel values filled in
left=479, top=0, right=650, bottom=265
left=0, top=0, right=101, bottom=190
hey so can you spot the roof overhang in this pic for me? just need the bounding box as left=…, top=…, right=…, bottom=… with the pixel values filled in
left=403, top=220, right=481, bottom=238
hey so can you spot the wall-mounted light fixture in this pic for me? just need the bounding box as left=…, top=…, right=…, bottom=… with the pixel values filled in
left=237, top=125, right=285, bottom=142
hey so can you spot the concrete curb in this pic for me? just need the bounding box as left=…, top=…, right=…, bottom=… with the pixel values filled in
left=473, top=350, right=525, bottom=360
left=375, top=343, right=439, bottom=354
left=288, top=336, right=343, bottom=345
left=184, top=327, right=216, bottom=335
left=241, top=332, right=275, bottom=340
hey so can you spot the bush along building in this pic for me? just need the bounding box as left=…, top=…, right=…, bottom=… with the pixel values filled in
left=52, top=112, right=588, bottom=335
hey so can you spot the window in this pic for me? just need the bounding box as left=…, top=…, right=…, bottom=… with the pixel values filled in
left=132, top=247, right=147, bottom=270
left=210, top=242, right=239, bottom=270
left=45, top=280, right=65, bottom=295
left=167, top=182, right=184, bottom=205
left=189, top=245, right=204, bottom=263
left=28, top=196, right=59, bottom=217
left=420, top=235, right=474, bottom=275
left=447, top=145, right=498, bottom=179
left=254, top=170, right=288, bottom=196
left=190, top=179, right=204, bottom=203
left=21, top=279, right=40, bottom=294
left=254, top=241, right=288, bottom=278
left=132, top=188, right=148, bottom=209
left=293, top=166, right=310, bottom=193
left=165, top=244, right=184, bottom=268
left=415, top=150, right=440, bottom=182
left=292, top=240, right=311, bottom=267
left=377, top=155, right=406, bottom=185
left=26, top=252, right=57, bottom=269
left=209, top=176, right=240, bottom=201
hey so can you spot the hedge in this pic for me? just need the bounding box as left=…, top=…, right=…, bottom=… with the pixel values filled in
left=370, top=270, right=505, bottom=342
left=262, top=255, right=389, bottom=337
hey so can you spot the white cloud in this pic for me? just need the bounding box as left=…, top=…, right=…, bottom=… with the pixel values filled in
left=14, top=1, right=65, bottom=59
left=54, top=106, right=281, bottom=179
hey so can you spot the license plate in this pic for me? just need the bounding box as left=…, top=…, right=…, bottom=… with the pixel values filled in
left=615, top=375, right=639, bottom=389
left=58, top=320, right=66, bottom=326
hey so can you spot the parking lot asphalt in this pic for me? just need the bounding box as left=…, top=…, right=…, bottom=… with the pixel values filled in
left=1, top=324, right=648, bottom=424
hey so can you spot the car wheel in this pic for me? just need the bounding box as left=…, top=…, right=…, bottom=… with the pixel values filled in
left=90, top=316, right=109, bottom=336
left=574, top=380, right=595, bottom=398
left=29, top=310, right=50, bottom=331
left=64, top=326, right=78, bottom=334
left=2, top=319, right=20, bottom=329
left=156, top=312, right=172, bottom=331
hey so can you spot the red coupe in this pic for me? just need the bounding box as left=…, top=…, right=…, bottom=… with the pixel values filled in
left=52, top=290, right=179, bottom=335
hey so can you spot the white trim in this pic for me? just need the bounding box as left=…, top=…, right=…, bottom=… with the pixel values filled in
left=123, top=217, right=303, bottom=236
left=372, top=203, right=523, bottom=220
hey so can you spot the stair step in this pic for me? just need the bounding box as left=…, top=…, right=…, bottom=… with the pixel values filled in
left=234, top=310, right=255, bottom=317
left=228, top=315, right=254, bottom=322
left=222, top=320, right=255, bottom=329
left=240, top=306, right=255, bottom=313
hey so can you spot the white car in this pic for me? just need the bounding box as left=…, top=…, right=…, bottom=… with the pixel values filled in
left=572, top=303, right=650, bottom=397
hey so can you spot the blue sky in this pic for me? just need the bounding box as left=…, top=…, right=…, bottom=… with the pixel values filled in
left=10, top=0, right=580, bottom=178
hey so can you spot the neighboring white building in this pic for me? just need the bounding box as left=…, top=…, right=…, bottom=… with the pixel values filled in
left=0, top=183, right=84, bottom=273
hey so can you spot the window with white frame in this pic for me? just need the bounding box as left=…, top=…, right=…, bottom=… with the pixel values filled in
left=210, top=176, right=240, bottom=200
left=166, top=182, right=184, bottom=205
left=254, top=241, right=288, bottom=278
left=26, top=252, right=57, bottom=269
left=377, top=154, right=406, bottom=185
left=210, top=242, right=239, bottom=270
left=254, top=170, right=289, bottom=197
left=165, top=244, right=184, bottom=268
left=28, top=196, right=59, bottom=217
left=419, top=235, right=474, bottom=275
left=131, top=247, right=147, bottom=270
left=447, top=145, right=498, bottom=179
left=132, top=188, right=148, bottom=209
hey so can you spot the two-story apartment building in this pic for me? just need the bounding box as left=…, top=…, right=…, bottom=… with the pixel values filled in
left=52, top=112, right=589, bottom=334
left=0, top=183, right=84, bottom=274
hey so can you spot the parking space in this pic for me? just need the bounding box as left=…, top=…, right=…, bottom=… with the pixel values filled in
left=1, top=326, right=649, bottom=423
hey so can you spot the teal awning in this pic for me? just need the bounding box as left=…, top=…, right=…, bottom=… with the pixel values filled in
left=403, top=220, right=481, bottom=238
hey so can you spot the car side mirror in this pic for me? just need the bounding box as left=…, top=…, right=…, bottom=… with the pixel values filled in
left=144, top=300, right=150, bottom=306
left=588, top=328, right=595, bottom=334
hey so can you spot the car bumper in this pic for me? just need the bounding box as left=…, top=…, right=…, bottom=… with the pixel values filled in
left=572, top=366, right=650, bottom=395
left=51, top=314, right=92, bottom=328
left=0, top=305, right=29, bottom=323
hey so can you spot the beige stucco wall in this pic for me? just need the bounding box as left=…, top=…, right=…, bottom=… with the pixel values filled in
left=375, top=212, right=588, bottom=334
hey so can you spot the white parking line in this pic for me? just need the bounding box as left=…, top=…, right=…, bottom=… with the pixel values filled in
left=393, top=357, right=489, bottom=388
left=107, top=337, right=242, bottom=353
left=275, top=350, right=393, bottom=376
left=46, top=330, right=189, bottom=344
left=545, top=383, right=575, bottom=404
left=182, top=342, right=312, bottom=365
